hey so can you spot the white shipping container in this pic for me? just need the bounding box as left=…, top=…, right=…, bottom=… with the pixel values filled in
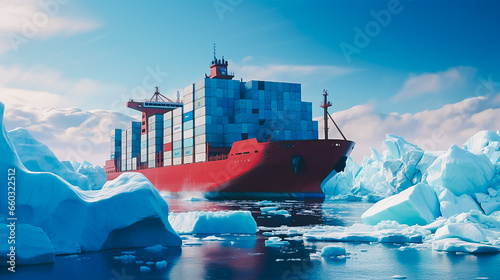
left=164, top=151, right=172, bottom=159
left=164, top=111, right=172, bottom=120
left=183, top=156, right=193, bottom=164
left=195, top=134, right=206, bottom=144
left=183, top=129, right=193, bottom=139
left=195, top=153, right=206, bottom=163
left=164, top=134, right=172, bottom=143
left=173, top=132, right=182, bottom=142
left=173, top=107, right=183, bottom=117
left=173, top=157, right=182, bottom=166
left=173, top=115, right=182, bottom=125
left=184, top=102, right=194, bottom=112
left=164, top=159, right=172, bottom=167
left=195, top=107, right=205, bottom=118
left=195, top=143, right=206, bottom=153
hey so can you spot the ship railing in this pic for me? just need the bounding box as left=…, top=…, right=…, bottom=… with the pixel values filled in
left=208, top=154, right=229, bottom=161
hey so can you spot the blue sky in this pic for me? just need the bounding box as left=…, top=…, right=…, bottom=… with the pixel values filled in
left=2, top=0, right=499, bottom=117
left=1, top=0, right=499, bottom=165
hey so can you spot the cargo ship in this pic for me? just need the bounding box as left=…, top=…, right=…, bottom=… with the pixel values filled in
left=104, top=53, right=354, bottom=199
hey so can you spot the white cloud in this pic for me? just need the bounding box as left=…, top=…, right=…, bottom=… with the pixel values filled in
left=318, top=92, right=500, bottom=163
left=0, top=65, right=127, bottom=110
left=0, top=0, right=99, bottom=53
left=394, top=66, right=476, bottom=101
left=230, top=60, right=357, bottom=83
left=3, top=104, right=138, bottom=166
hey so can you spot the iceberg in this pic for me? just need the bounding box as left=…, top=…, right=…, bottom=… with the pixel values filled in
left=462, top=130, right=500, bottom=164
left=168, top=211, right=257, bottom=234
left=320, top=245, right=346, bottom=257
left=438, top=189, right=482, bottom=218
left=7, top=128, right=91, bottom=190
left=432, top=238, right=499, bottom=254
left=66, top=160, right=107, bottom=190
left=426, top=144, right=495, bottom=197
left=361, top=183, right=440, bottom=226
left=0, top=223, right=55, bottom=265
left=434, top=223, right=487, bottom=243
left=0, top=102, right=181, bottom=263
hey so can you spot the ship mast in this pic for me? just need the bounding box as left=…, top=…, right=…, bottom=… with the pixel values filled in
left=321, top=89, right=347, bottom=141
left=321, top=89, right=332, bottom=140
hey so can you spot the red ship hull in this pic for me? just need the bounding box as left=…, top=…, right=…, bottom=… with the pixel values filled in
left=105, top=139, right=354, bottom=199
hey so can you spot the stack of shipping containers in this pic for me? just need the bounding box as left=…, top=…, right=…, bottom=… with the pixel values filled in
left=172, top=107, right=183, bottom=165
left=111, top=77, right=318, bottom=169
left=147, top=115, right=163, bottom=168
left=163, top=111, right=173, bottom=166
left=110, top=129, right=122, bottom=172
left=183, top=84, right=195, bottom=164
left=121, top=129, right=127, bottom=171
left=127, top=122, right=141, bottom=170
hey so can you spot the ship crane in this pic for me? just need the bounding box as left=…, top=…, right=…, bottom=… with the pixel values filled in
left=321, top=89, right=347, bottom=141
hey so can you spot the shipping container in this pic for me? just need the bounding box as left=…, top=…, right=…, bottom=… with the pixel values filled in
left=195, top=153, right=206, bottom=163
left=183, top=155, right=193, bottom=164
left=173, top=157, right=182, bottom=166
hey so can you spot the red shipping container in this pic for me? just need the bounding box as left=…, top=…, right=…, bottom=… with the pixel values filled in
left=164, top=143, right=172, bottom=151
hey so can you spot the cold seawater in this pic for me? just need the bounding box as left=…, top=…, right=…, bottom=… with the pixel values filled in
left=2, top=199, right=499, bottom=280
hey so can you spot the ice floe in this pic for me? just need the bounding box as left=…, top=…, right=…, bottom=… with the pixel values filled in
left=304, top=221, right=428, bottom=243
left=168, top=211, right=257, bottom=234
left=320, top=245, right=346, bottom=257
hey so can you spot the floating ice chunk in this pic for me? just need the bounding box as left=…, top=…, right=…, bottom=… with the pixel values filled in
left=265, top=237, right=289, bottom=247
left=140, top=266, right=151, bottom=272
left=304, top=222, right=429, bottom=243
left=202, top=235, right=224, bottom=241
left=320, top=245, right=346, bottom=257
left=434, top=223, right=487, bottom=243
left=261, top=207, right=291, bottom=217
left=260, top=206, right=279, bottom=212
left=168, top=211, right=257, bottom=234
left=144, top=244, right=164, bottom=252
left=361, top=183, right=440, bottom=226
left=438, top=189, right=482, bottom=218
left=432, top=238, right=499, bottom=254
left=156, top=260, right=168, bottom=269
left=113, top=255, right=136, bottom=262
left=0, top=224, right=55, bottom=265
left=426, top=145, right=495, bottom=196
left=255, top=200, right=277, bottom=206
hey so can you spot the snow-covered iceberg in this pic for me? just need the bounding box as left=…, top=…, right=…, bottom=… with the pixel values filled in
left=426, top=144, right=495, bottom=197
left=320, top=130, right=500, bottom=254
left=0, top=102, right=181, bottom=265
left=8, top=128, right=106, bottom=190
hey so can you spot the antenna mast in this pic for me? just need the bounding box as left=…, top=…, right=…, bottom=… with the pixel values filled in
left=321, top=89, right=347, bottom=141
left=321, top=89, right=332, bottom=140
